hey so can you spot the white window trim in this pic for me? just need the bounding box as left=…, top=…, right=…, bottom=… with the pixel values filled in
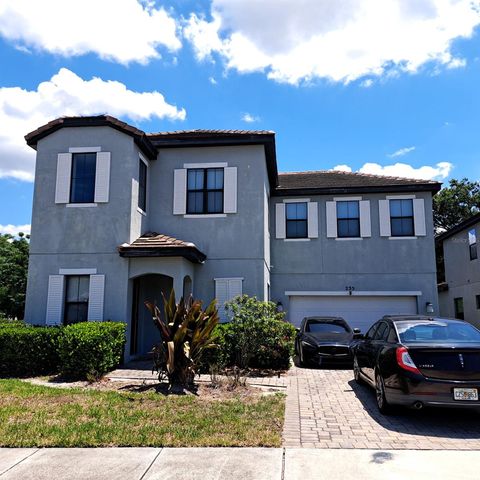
left=283, top=198, right=310, bottom=203
left=214, top=277, right=245, bottom=281
left=283, top=199, right=314, bottom=241
left=285, top=290, right=422, bottom=296
left=335, top=237, right=363, bottom=241
left=69, top=146, right=101, bottom=153
left=139, top=152, right=149, bottom=166
left=184, top=162, right=228, bottom=169
left=386, top=194, right=416, bottom=199
left=184, top=213, right=227, bottom=218
left=333, top=196, right=362, bottom=201
left=137, top=207, right=147, bottom=216
left=388, top=236, right=418, bottom=240
left=66, top=203, right=98, bottom=208
left=59, top=268, right=97, bottom=275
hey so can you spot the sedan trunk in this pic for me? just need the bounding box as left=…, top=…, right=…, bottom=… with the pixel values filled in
left=408, top=346, right=480, bottom=381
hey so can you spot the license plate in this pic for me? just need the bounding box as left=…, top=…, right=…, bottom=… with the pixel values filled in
left=453, top=388, right=478, bottom=401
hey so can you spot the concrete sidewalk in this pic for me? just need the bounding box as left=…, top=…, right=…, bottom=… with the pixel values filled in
left=1, top=448, right=479, bottom=479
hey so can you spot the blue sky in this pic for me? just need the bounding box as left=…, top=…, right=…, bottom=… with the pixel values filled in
left=1, top=0, right=480, bottom=234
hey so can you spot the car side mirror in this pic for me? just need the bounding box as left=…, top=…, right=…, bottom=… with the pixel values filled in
left=295, top=327, right=300, bottom=333
left=353, top=328, right=361, bottom=334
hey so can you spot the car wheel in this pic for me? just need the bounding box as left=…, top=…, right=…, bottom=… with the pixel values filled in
left=375, top=372, right=392, bottom=415
left=353, top=356, right=363, bottom=384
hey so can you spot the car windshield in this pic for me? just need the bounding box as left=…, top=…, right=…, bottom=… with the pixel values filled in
left=396, top=321, right=480, bottom=343
left=306, top=320, right=349, bottom=334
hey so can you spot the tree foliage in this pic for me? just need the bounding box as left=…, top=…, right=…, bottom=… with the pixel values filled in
left=433, top=178, right=480, bottom=232
left=0, top=233, right=29, bottom=319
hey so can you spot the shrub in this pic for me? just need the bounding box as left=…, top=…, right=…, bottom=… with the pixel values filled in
left=203, top=295, right=296, bottom=371
left=58, top=322, right=126, bottom=380
left=0, top=323, right=62, bottom=377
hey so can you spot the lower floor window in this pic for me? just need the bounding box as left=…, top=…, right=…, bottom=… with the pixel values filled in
left=64, top=275, right=89, bottom=325
left=454, top=297, right=464, bottom=320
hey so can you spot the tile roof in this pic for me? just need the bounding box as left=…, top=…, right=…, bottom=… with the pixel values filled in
left=276, top=170, right=441, bottom=194
left=118, top=232, right=206, bottom=263
left=148, top=129, right=275, bottom=137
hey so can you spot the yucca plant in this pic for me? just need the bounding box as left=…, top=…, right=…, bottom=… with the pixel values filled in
left=145, top=290, right=219, bottom=389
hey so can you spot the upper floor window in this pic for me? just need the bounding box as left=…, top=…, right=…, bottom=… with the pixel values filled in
left=337, top=201, right=360, bottom=238
left=70, top=153, right=96, bottom=203
left=286, top=202, right=307, bottom=238
left=187, top=168, right=224, bottom=214
left=390, top=199, right=414, bottom=237
left=64, top=275, right=89, bottom=325
left=138, top=159, right=147, bottom=212
left=469, top=229, right=477, bottom=261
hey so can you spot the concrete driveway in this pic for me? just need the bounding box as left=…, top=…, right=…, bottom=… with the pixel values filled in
left=283, top=364, right=480, bottom=449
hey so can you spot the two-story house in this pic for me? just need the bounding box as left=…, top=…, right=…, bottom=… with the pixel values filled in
left=24, top=115, right=441, bottom=359
left=437, top=213, right=480, bottom=327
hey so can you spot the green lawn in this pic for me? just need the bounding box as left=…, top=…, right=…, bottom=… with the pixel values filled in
left=0, top=380, right=285, bottom=447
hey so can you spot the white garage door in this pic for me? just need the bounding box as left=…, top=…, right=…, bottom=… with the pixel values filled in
left=289, top=295, right=418, bottom=333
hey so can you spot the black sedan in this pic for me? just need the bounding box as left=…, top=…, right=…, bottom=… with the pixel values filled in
left=352, top=315, right=480, bottom=414
left=295, top=316, right=361, bottom=367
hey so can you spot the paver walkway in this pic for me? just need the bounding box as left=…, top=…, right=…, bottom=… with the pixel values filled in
left=283, top=365, right=480, bottom=449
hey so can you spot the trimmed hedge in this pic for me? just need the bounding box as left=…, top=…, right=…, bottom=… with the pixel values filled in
left=203, top=317, right=296, bottom=371
left=0, top=323, right=62, bottom=377
left=0, top=321, right=126, bottom=380
left=58, top=322, right=126, bottom=380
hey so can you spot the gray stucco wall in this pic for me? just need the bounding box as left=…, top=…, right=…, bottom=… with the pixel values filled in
left=439, top=221, right=480, bottom=327
left=146, top=144, right=270, bottom=304
left=270, top=191, right=439, bottom=319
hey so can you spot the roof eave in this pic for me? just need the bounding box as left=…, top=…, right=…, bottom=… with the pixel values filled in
left=25, top=116, right=157, bottom=160
left=118, top=245, right=206, bottom=264
left=273, top=183, right=441, bottom=197
left=436, top=212, right=480, bottom=243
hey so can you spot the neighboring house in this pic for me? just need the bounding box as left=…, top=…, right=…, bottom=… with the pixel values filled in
left=436, top=213, right=480, bottom=327
left=24, top=115, right=441, bottom=359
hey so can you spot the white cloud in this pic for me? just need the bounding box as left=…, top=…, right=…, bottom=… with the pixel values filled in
left=358, top=161, right=452, bottom=180
left=184, top=0, right=480, bottom=84
left=333, top=161, right=452, bottom=180
left=0, top=224, right=31, bottom=235
left=332, top=164, right=353, bottom=172
left=0, top=0, right=181, bottom=64
left=360, top=79, right=374, bottom=88
left=209, top=76, right=218, bottom=84
left=388, top=146, right=416, bottom=158
left=0, top=68, right=186, bottom=181
left=241, top=112, right=260, bottom=123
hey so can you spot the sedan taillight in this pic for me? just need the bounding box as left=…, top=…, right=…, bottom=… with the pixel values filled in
left=396, top=346, right=421, bottom=375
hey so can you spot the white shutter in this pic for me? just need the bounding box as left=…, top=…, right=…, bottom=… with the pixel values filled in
left=87, top=275, right=105, bottom=321
left=173, top=169, right=187, bottom=214
left=379, top=200, right=391, bottom=237
left=326, top=201, right=337, bottom=238
left=307, top=202, right=318, bottom=238
left=215, top=278, right=243, bottom=321
left=413, top=198, right=426, bottom=236
left=215, top=279, right=229, bottom=321
left=46, top=275, right=65, bottom=325
left=228, top=278, right=243, bottom=299
left=275, top=203, right=286, bottom=239
left=55, top=153, right=72, bottom=204
left=359, top=200, right=371, bottom=238
left=224, top=167, right=237, bottom=213
left=94, top=152, right=111, bottom=203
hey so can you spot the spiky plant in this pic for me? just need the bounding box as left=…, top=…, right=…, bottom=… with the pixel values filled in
left=145, top=290, right=219, bottom=389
